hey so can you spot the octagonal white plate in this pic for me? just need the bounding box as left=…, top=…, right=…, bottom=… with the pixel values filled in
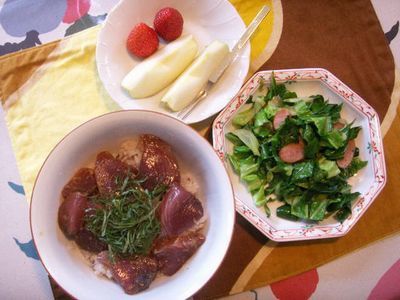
left=96, top=0, right=250, bottom=124
left=213, top=68, right=387, bottom=242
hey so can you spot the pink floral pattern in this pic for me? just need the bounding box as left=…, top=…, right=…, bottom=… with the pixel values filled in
left=63, top=0, right=91, bottom=24
left=368, top=259, right=400, bottom=299
left=270, top=268, right=319, bottom=300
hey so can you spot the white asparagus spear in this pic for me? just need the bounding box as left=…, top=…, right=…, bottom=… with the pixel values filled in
left=121, top=35, right=198, bottom=98
left=161, top=40, right=229, bottom=111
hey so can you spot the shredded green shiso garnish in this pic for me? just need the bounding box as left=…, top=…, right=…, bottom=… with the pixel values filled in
left=226, top=74, right=367, bottom=223
left=85, top=176, right=166, bottom=260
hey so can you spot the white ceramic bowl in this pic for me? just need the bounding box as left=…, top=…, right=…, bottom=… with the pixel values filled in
left=30, top=110, right=235, bottom=299
left=213, top=68, right=386, bottom=241
left=96, top=0, right=250, bottom=124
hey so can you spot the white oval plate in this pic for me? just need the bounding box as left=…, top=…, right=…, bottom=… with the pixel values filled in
left=96, top=0, right=250, bottom=124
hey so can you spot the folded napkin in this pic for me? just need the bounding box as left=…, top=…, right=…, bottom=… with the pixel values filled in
left=1, top=28, right=119, bottom=200
left=0, top=0, right=399, bottom=299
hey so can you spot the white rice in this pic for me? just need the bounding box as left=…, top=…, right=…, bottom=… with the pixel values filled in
left=117, top=138, right=142, bottom=169
left=93, top=257, right=113, bottom=279
left=81, top=250, right=113, bottom=279
left=180, top=171, right=199, bottom=196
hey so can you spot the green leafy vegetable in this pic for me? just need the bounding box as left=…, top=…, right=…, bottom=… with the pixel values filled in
left=85, top=177, right=166, bottom=260
left=233, top=104, right=256, bottom=126
left=239, top=156, right=259, bottom=177
left=227, top=154, right=240, bottom=173
left=226, top=74, right=367, bottom=222
left=233, top=129, right=260, bottom=156
left=292, top=162, right=314, bottom=182
left=325, top=129, right=347, bottom=149
left=309, top=197, right=329, bottom=221
left=290, top=196, right=309, bottom=219
left=293, top=100, right=310, bottom=117
left=277, top=204, right=299, bottom=221
left=311, top=116, right=332, bottom=136
left=318, top=158, right=341, bottom=178
left=254, top=109, right=269, bottom=127
left=347, top=126, right=362, bottom=140
left=242, top=174, right=263, bottom=192
left=225, top=132, right=243, bottom=146
left=264, top=101, right=280, bottom=119
left=341, top=157, right=368, bottom=178
left=253, top=186, right=267, bottom=207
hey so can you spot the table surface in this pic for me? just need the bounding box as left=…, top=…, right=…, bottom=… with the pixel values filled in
left=0, top=0, right=399, bottom=299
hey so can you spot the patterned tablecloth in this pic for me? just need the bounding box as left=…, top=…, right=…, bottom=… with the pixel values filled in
left=0, top=1, right=399, bottom=299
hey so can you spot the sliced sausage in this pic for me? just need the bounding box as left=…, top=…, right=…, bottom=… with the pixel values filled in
left=273, top=108, right=290, bottom=129
left=337, top=139, right=356, bottom=169
left=333, top=122, right=345, bottom=130
left=58, top=192, right=87, bottom=239
left=279, top=141, right=305, bottom=163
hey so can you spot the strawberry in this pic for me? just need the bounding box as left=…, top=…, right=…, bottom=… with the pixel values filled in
left=154, top=7, right=184, bottom=41
left=126, top=23, right=159, bottom=58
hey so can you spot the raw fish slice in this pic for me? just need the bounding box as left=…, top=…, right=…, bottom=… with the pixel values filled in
left=75, top=228, right=107, bottom=253
left=58, top=192, right=87, bottom=239
left=94, top=151, right=136, bottom=196
left=62, top=168, right=97, bottom=199
left=84, top=199, right=103, bottom=217
left=159, top=183, right=203, bottom=237
left=111, top=256, right=158, bottom=295
left=153, top=231, right=205, bottom=276
left=138, top=135, right=180, bottom=190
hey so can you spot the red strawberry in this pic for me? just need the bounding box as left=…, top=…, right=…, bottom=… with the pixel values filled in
left=154, top=7, right=184, bottom=41
left=126, top=23, right=159, bottom=58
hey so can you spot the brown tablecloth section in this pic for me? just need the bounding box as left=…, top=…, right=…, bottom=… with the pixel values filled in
left=194, top=0, right=399, bottom=298
left=0, top=40, right=58, bottom=101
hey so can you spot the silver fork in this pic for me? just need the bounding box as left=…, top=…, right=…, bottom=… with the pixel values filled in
left=176, top=90, right=208, bottom=120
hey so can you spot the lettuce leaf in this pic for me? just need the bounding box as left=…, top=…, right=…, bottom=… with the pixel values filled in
left=291, top=196, right=309, bottom=219
left=233, top=128, right=260, bottom=156
left=309, top=198, right=329, bottom=221
left=233, top=104, right=256, bottom=126
left=310, top=116, right=332, bottom=136
left=318, top=158, right=341, bottom=178
left=341, top=157, right=368, bottom=178
left=291, top=161, right=314, bottom=182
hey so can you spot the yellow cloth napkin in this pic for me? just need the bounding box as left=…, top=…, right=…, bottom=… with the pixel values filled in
left=3, top=28, right=119, bottom=199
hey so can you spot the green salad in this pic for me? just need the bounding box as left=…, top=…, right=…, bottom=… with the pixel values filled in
left=226, top=75, right=367, bottom=222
